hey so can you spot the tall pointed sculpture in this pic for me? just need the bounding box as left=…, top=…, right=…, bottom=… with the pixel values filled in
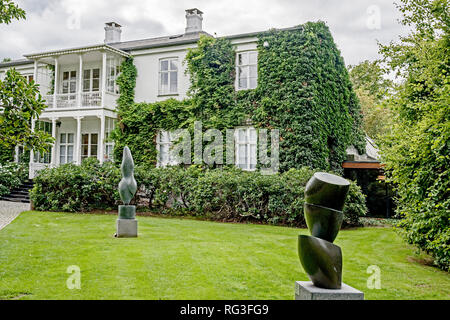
left=115, top=146, right=138, bottom=238
left=295, top=172, right=364, bottom=299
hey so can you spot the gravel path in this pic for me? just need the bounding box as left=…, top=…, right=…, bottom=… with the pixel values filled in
left=0, top=201, right=30, bottom=230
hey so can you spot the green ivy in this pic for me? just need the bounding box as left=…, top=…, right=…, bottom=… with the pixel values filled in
left=113, top=22, right=365, bottom=171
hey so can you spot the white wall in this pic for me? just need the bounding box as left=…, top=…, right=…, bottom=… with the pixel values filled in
left=131, top=36, right=258, bottom=103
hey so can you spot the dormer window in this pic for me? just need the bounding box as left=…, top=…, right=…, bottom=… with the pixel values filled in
left=236, top=51, right=258, bottom=90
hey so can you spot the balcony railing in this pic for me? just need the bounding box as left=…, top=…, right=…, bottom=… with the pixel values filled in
left=42, top=91, right=118, bottom=109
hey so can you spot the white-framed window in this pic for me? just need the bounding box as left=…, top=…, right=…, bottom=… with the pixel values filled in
left=34, top=121, right=52, bottom=164
left=104, top=118, right=116, bottom=161
left=235, top=127, right=257, bottom=170
left=83, top=68, right=100, bottom=92
left=236, top=51, right=258, bottom=90
left=81, top=133, right=98, bottom=161
left=59, top=133, right=74, bottom=164
left=24, top=74, right=34, bottom=83
left=159, top=58, right=178, bottom=95
left=106, top=57, right=120, bottom=94
left=62, top=70, right=77, bottom=95
left=156, top=130, right=179, bottom=167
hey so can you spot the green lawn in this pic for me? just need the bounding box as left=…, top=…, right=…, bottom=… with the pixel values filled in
left=0, top=211, right=448, bottom=300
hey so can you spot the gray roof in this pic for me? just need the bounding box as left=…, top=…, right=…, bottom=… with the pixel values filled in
left=110, top=31, right=211, bottom=51
left=0, top=58, right=33, bottom=68
left=0, top=25, right=303, bottom=68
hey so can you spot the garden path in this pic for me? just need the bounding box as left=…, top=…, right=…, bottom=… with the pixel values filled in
left=0, top=201, right=29, bottom=230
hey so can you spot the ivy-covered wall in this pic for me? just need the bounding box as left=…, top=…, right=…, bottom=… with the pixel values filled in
left=113, top=21, right=365, bottom=171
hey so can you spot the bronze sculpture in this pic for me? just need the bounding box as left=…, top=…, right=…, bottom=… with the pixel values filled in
left=118, top=146, right=137, bottom=219
left=116, top=146, right=138, bottom=237
left=298, top=172, right=350, bottom=289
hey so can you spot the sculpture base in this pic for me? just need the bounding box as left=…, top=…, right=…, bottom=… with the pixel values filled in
left=116, top=219, right=138, bottom=238
left=118, top=205, right=136, bottom=219
left=295, top=281, right=364, bottom=300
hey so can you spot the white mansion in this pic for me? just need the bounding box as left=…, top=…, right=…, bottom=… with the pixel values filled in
left=0, top=9, right=265, bottom=178
left=1, top=8, right=378, bottom=178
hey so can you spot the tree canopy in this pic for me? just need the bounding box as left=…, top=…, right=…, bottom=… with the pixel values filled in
left=0, top=0, right=25, bottom=24
left=379, top=0, right=449, bottom=271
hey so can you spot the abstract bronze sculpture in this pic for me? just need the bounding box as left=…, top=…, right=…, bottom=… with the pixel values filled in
left=116, top=146, right=138, bottom=237
left=298, top=172, right=350, bottom=289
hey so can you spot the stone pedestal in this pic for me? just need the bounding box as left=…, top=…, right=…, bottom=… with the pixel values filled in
left=116, top=219, right=138, bottom=238
left=295, top=281, right=364, bottom=300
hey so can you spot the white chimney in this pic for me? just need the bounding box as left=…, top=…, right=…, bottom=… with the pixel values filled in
left=104, top=22, right=122, bottom=43
left=185, top=8, right=203, bottom=34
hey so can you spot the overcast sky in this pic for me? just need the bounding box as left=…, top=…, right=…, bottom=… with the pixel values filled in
left=0, top=0, right=409, bottom=66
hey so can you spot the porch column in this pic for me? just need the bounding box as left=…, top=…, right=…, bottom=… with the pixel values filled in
left=53, top=57, right=59, bottom=109
left=33, top=60, right=38, bottom=83
left=30, top=119, right=36, bottom=164
left=98, top=114, right=105, bottom=164
left=101, top=51, right=107, bottom=108
left=51, top=118, right=58, bottom=167
left=75, top=116, right=84, bottom=165
left=78, top=54, right=83, bottom=107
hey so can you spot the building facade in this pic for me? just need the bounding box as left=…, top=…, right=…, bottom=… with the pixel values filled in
left=0, top=9, right=264, bottom=178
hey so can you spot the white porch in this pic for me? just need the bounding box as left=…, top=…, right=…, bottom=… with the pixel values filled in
left=29, top=113, right=117, bottom=179
left=25, top=44, right=130, bottom=111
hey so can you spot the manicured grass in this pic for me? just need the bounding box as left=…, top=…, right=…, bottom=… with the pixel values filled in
left=0, top=211, right=448, bottom=300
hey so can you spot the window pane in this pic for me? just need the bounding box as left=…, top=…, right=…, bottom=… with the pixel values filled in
left=170, top=71, right=177, bottom=92
left=84, top=70, right=90, bottom=78
left=60, top=145, right=66, bottom=156
left=91, top=134, right=98, bottom=145
left=82, top=134, right=89, bottom=145
left=249, top=77, right=257, bottom=89
left=170, top=60, right=177, bottom=71
left=62, top=82, right=68, bottom=93
left=238, top=144, right=248, bottom=168
left=70, top=81, right=76, bottom=93
left=60, top=133, right=66, bottom=144
left=238, top=129, right=247, bottom=143
left=83, top=79, right=90, bottom=92
left=67, top=146, right=74, bottom=162
left=63, top=72, right=69, bottom=80
left=70, top=71, right=76, bottom=79
left=93, top=69, right=100, bottom=78
left=82, top=145, right=89, bottom=156
left=238, top=77, right=247, bottom=89
left=92, top=79, right=99, bottom=91
left=60, top=155, right=65, bottom=164
left=68, top=134, right=74, bottom=144
left=250, top=144, right=257, bottom=169
left=161, top=72, right=168, bottom=85
left=90, top=145, right=97, bottom=157
left=249, top=129, right=257, bottom=142
left=160, top=60, right=168, bottom=71
left=249, top=52, right=258, bottom=65
left=249, top=65, right=257, bottom=78
left=160, top=73, right=168, bottom=93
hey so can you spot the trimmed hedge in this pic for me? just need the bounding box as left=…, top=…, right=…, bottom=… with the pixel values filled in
left=30, top=161, right=366, bottom=227
left=0, top=162, right=28, bottom=197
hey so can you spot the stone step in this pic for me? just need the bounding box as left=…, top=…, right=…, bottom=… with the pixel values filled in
left=0, top=196, right=30, bottom=203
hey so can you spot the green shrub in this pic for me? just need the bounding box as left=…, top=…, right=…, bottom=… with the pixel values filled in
left=136, top=166, right=366, bottom=227
left=0, top=162, right=28, bottom=197
left=31, top=164, right=367, bottom=227
left=30, top=158, right=120, bottom=212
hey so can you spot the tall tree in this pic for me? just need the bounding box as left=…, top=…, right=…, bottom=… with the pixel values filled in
left=0, top=1, right=53, bottom=160
left=0, top=0, right=25, bottom=24
left=0, top=69, right=53, bottom=153
left=379, top=0, right=449, bottom=271
left=348, top=60, right=394, bottom=139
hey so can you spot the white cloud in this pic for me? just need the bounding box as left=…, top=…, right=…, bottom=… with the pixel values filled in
left=0, top=0, right=408, bottom=65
